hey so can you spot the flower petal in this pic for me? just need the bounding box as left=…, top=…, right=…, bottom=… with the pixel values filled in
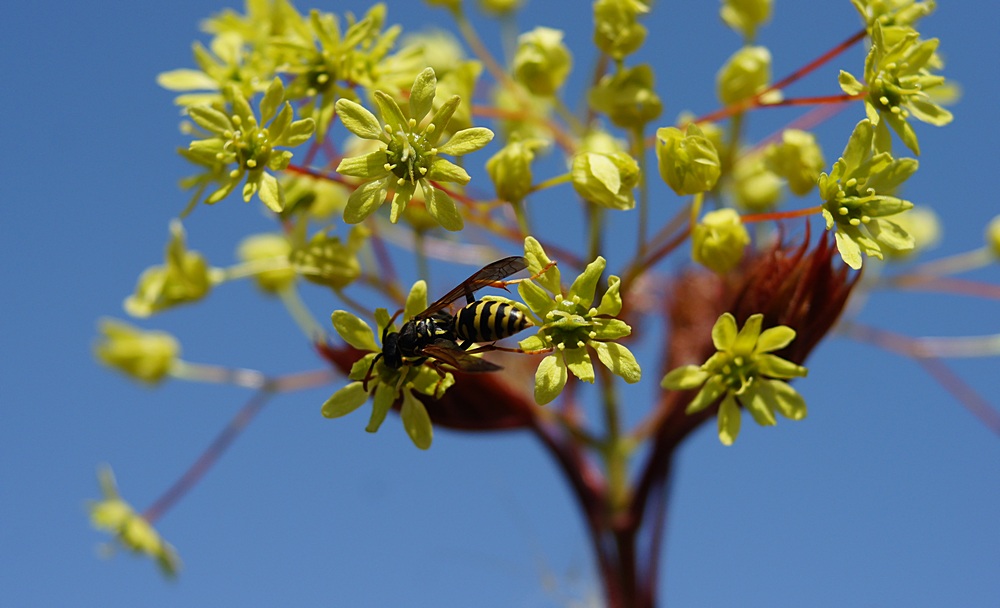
left=335, top=98, right=384, bottom=141
left=409, top=67, right=437, bottom=126
left=343, top=179, right=388, bottom=224
left=401, top=390, right=433, bottom=449
left=755, top=325, right=796, bottom=354
left=534, top=354, right=568, bottom=405
left=321, top=382, right=371, bottom=418
left=593, top=341, right=641, bottom=383
left=711, top=313, right=738, bottom=351
left=717, top=394, right=742, bottom=445
left=331, top=310, right=378, bottom=351
left=661, top=365, right=709, bottom=390
left=437, top=127, right=495, bottom=156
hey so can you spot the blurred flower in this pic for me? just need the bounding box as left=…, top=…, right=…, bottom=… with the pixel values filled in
left=88, top=466, right=181, bottom=577
left=124, top=221, right=215, bottom=317
left=721, top=0, right=773, bottom=41
left=512, top=27, right=572, bottom=96
left=94, top=319, right=180, bottom=384
left=691, top=209, right=750, bottom=274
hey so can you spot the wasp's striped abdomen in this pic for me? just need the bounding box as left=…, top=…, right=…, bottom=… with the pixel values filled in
left=453, top=300, right=531, bottom=343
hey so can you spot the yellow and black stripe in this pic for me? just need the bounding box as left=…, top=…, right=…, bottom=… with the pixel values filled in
left=453, top=300, right=531, bottom=343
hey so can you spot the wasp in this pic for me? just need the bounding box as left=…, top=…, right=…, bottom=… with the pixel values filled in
left=365, top=256, right=538, bottom=389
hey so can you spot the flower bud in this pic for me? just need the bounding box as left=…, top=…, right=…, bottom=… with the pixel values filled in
left=734, top=156, right=783, bottom=211
left=588, top=63, right=662, bottom=129
left=486, top=139, right=548, bottom=203
left=290, top=228, right=365, bottom=290
left=655, top=123, right=721, bottom=196
left=424, top=0, right=462, bottom=10
left=512, top=27, right=572, bottom=96
left=765, top=129, right=825, bottom=196
left=720, top=0, right=773, bottom=40
left=124, top=221, right=213, bottom=318
left=717, top=45, right=772, bottom=105
left=986, top=214, right=1000, bottom=257
left=571, top=151, right=639, bottom=210
left=884, top=207, right=941, bottom=259
left=237, top=234, right=296, bottom=293
left=691, top=208, right=750, bottom=273
left=593, top=0, right=649, bottom=59
left=94, top=319, right=180, bottom=384
left=480, top=0, right=522, bottom=14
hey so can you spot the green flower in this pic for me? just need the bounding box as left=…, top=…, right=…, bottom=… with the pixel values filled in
left=593, top=0, right=649, bottom=60
left=661, top=313, right=807, bottom=446
left=721, top=0, right=772, bottom=41
left=764, top=129, right=825, bottom=196
left=588, top=63, right=663, bottom=129
left=819, top=119, right=918, bottom=269
left=883, top=206, right=940, bottom=259
left=732, top=155, right=782, bottom=211
left=334, top=67, right=494, bottom=231
left=275, top=5, right=400, bottom=140
left=986, top=215, right=1000, bottom=258
left=480, top=0, right=524, bottom=14
left=516, top=238, right=641, bottom=405
left=839, top=21, right=952, bottom=155
left=124, top=221, right=217, bottom=317
left=237, top=233, right=297, bottom=293
left=88, top=466, right=181, bottom=578
left=289, top=226, right=367, bottom=291
left=94, top=319, right=180, bottom=385
left=486, top=138, right=549, bottom=203
left=512, top=27, right=573, bottom=97
left=717, top=45, right=773, bottom=106
left=321, top=281, right=455, bottom=449
left=655, top=123, right=721, bottom=196
left=183, top=77, right=315, bottom=213
left=691, top=209, right=750, bottom=274
left=157, top=31, right=273, bottom=108
left=571, top=151, right=640, bottom=211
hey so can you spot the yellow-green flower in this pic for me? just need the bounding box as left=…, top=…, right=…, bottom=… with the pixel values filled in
left=512, top=27, right=573, bottom=97
left=237, top=233, right=296, bottom=293
left=124, top=221, right=216, bottom=317
left=588, top=63, right=662, bottom=129
left=717, top=45, right=772, bottom=106
left=593, top=0, right=649, bottom=60
left=94, top=319, right=180, bottom=384
left=839, top=21, right=952, bottom=155
left=276, top=5, right=400, bottom=140
left=516, top=238, right=641, bottom=405
left=655, top=123, right=721, bottom=197
left=289, top=226, right=366, bottom=290
left=321, top=281, right=455, bottom=449
left=764, top=129, right=825, bottom=196
left=691, top=209, right=750, bottom=274
left=720, top=0, right=773, bottom=41
left=661, top=313, right=807, bottom=445
left=819, top=119, right=918, bottom=269
left=486, top=138, right=549, bottom=204
left=571, top=150, right=640, bottom=210
left=334, top=67, right=494, bottom=231
left=88, top=466, right=181, bottom=578
left=183, top=78, right=315, bottom=213
left=986, top=215, right=1000, bottom=258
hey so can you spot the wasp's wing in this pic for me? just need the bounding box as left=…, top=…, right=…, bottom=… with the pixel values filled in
left=422, top=339, right=503, bottom=372
left=417, top=256, right=528, bottom=318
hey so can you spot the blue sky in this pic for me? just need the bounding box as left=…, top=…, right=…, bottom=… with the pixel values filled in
left=2, top=1, right=998, bottom=607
